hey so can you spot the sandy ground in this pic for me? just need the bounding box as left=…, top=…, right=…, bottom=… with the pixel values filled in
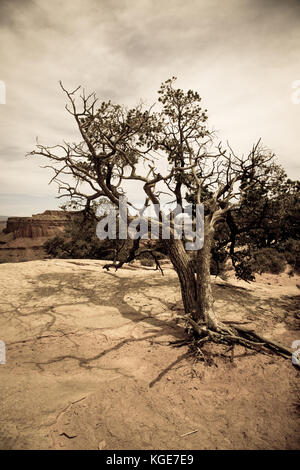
left=0, top=259, right=299, bottom=450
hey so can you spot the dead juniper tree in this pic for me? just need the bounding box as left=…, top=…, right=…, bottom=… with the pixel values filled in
left=28, top=77, right=293, bottom=359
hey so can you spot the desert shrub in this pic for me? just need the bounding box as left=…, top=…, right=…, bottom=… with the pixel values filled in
left=43, top=213, right=117, bottom=260
left=140, top=258, right=155, bottom=267
left=251, top=247, right=286, bottom=275
left=43, top=236, right=68, bottom=258
left=279, top=238, right=300, bottom=274
left=44, top=210, right=171, bottom=263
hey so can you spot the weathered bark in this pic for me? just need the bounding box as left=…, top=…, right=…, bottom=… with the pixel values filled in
left=164, top=238, right=197, bottom=315
left=165, top=228, right=221, bottom=329
left=195, top=224, right=221, bottom=330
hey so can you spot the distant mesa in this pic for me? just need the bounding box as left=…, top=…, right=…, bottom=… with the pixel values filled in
left=0, top=210, right=73, bottom=263
left=0, top=217, right=7, bottom=232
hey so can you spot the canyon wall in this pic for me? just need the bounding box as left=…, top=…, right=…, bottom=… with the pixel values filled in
left=0, top=210, right=73, bottom=263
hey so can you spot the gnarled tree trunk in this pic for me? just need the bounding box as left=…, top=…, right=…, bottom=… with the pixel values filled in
left=166, top=223, right=222, bottom=331
left=195, top=224, right=220, bottom=330
left=164, top=238, right=197, bottom=315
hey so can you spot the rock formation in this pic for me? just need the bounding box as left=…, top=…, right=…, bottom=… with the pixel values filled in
left=0, top=210, right=73, bottom=263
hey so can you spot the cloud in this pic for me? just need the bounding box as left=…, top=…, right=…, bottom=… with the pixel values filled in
left=0, top=0, right=299, bottom=215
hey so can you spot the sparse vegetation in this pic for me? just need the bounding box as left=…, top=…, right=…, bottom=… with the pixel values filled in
left=140, top=258, right=155, bottom=267
left=251, top=248, right=286, bottom=275
left=30, top=78, right=300, bottom=360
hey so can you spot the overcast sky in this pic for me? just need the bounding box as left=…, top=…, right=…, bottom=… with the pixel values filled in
left=0, top=0, right=299, bottom=216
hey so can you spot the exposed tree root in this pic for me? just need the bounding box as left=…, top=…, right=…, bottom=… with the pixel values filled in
left=176, top=315, right=293, bottom=361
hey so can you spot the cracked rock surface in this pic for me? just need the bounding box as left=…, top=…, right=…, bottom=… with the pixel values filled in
left=0, top=259, right=299, bottom=449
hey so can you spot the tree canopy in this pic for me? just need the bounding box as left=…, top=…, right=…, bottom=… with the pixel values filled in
left=29, top=77, right=299, bottom=359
